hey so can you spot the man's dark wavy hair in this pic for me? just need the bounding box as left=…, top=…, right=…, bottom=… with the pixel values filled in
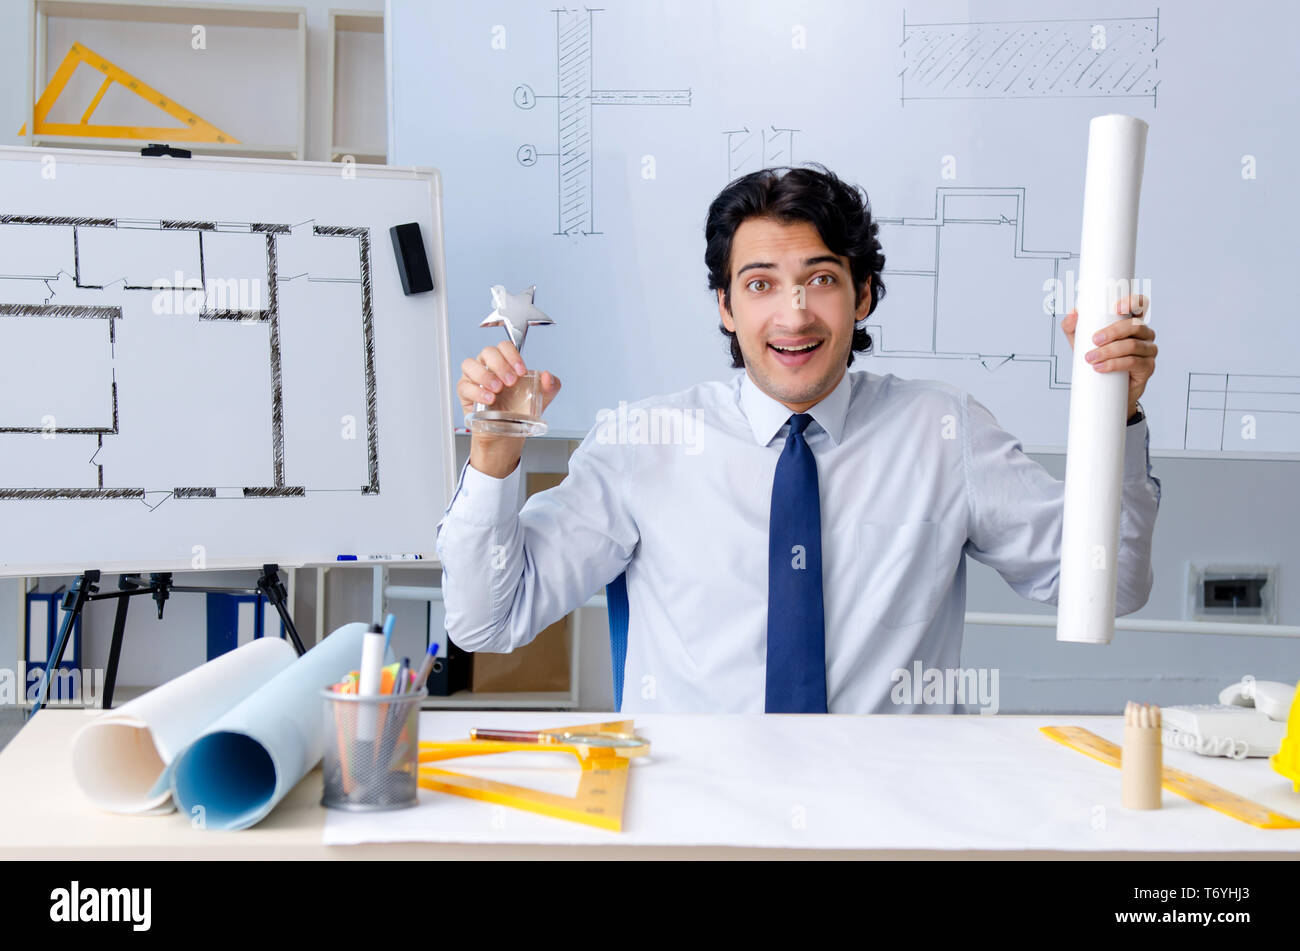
left=705, top=164, right=886, bottom=368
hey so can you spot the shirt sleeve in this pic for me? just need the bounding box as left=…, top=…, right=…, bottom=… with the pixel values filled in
left=434, top=429, right=638, bottom=653
left=961, top=393, right=1161, bottom=615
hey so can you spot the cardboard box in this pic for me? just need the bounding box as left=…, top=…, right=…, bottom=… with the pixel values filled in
left=470, top=471, right=572, bottom=694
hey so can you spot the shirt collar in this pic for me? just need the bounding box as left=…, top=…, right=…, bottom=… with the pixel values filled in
left=738, top=367, right=853, bottom=447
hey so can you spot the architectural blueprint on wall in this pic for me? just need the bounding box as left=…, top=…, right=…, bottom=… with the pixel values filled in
left=390, top=0, right=1300, bottom=455
left=0, top=149, right=455, bottom=575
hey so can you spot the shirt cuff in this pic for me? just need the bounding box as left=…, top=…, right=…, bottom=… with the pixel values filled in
left=446, top=458, right=522, bottom=527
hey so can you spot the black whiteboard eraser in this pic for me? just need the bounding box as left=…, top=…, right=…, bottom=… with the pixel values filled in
left=389, top=222, right=434, bottom=295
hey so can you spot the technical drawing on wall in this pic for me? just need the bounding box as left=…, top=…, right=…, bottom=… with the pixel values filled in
left=899, top=11, right=1161, bottom=103
left=390, top=0, right=1300, bottom=454
left=1184, top=373, right=1300, bottom=453
left=713, top=151, right=1078, bottom=388
left=724, top=126, right=799, bottom=179
left=514, top=6, right=691, bottom=235
left=865, top=188, right=1076, bottom=385
left=0, top=215, right=379, bottom=509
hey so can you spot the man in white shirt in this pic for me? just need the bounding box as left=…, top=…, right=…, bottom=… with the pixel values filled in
left=436, top=165, right=1160, bottom=714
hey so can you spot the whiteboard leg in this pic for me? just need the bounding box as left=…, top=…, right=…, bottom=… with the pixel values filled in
left=315, top=566, right=328, bottom=646
left=372, top=565, right=385, bottom=626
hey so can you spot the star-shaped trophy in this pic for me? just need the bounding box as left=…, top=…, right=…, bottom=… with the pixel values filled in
left=464, top=284, right=555, bottom=437
left=480, top=284, right=554, bottom=350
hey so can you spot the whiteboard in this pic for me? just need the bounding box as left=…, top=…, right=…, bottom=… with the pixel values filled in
left=0, top=146, right=456, bottom=577
left=388, top=0, right=1300, bottom=456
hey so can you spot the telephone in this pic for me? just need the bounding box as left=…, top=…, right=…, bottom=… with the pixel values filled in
left=1161, top=676, right=1295, bottom=760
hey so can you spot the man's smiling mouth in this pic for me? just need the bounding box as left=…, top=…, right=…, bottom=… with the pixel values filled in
left=769, top=341, right=821, bottom=353
left=768, top=339, right=824, bottom=365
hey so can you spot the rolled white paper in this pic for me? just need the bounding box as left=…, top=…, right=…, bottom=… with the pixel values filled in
left=169, top=622, right=367, bottom=831
left=1057, top=114, right=1149, bottom=644
left=70, top=637, right=298, bottom=814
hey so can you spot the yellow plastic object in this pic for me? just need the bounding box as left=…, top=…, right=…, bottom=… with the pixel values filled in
left=418, top=719, right=644, bottom=832
left=20, top=42, right=238, bottom=143
left=1270, top=682, right=1300, bottom=792
left=1042, top=725, right=1300, bottom=829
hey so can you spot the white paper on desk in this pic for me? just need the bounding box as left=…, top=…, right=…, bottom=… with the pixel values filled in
left=70, top=637, right=298, bottom=815
left=170, top=622, right=366, bottom=831
left=324, top=713, right=1300, bottom=851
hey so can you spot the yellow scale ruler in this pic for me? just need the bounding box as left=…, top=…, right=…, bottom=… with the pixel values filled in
left=20, top=42, right=238, bottom=143
left=418, top=719, right=642, bottom=832
left=1041, top=726, right=1300, bottom=830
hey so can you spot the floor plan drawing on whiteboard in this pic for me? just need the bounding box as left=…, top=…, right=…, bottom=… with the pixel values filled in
left=0, top=215, right=379, bottom=509
left=898, top=10, right=1162, bottom=103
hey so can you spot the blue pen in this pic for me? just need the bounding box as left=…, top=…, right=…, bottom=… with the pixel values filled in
left=337, top=554, right=423, bottom=561
left=377, top=657, right=412, bottom=773
left=381, top=613, right=397, bottom=663
left=412, top=642, right=439, bottom=693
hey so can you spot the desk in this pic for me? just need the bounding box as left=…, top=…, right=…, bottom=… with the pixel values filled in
left=1, top=711, right=1297, bottom=859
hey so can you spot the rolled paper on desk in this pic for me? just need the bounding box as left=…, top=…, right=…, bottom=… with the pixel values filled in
left=70, top=637, right=297, bottom=815
left=169, top=622, right=368, bottom=831
left=1057, top=114, right=1148, bottom=645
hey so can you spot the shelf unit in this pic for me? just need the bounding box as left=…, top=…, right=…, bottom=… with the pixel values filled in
left=326, top=9, right=384, bottom=164
left=377, top=571, right=584, bottom=711
left=25, top=0, right=307, bottom=159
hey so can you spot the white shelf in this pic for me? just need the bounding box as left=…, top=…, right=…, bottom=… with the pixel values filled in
left=420, top=690, right=580, bottom=710
left=26, top=0, right=308, bottom=159
left=22, top=685, right=580, bottom=712
left=331, top=144, right=386, bottom=164
left=29, top=135, right=303, bottom=160
left=326, top=9, right=384, bottom=165
left=36, top=0, right=303, bottom=29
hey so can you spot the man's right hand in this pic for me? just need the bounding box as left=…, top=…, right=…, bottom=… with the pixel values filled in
left=458, top=340, right=561, bottom=478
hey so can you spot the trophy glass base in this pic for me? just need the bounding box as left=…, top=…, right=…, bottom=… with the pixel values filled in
left=465, top=411, right=548, bottom=437
left=465, top=370, right=548, bottom=437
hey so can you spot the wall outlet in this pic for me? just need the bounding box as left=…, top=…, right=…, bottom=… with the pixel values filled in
left=1188, top=564, right=1277, bottom=623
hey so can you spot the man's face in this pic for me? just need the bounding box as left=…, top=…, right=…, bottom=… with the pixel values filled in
left=718, top=217, right=871, bottom=412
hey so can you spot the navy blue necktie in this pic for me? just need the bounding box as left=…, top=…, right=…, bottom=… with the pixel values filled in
left=765, top=413, right=828, bottom=713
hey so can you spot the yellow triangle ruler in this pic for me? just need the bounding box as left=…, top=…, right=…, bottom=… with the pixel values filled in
left=1041, top=725, right=1300, bottom=830
left=20, top=42, right=238, bottom=143
left=418, top=719, right=643, bottom=832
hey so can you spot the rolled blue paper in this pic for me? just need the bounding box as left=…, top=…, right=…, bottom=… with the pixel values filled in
left=170, top=622, right=368, bottom=830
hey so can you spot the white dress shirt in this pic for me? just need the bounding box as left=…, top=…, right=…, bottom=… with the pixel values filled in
left=435, top=368, right=1161, bottom=714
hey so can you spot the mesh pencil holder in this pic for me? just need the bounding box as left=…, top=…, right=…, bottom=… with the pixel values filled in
left=320, top=686, right=427, bottom=811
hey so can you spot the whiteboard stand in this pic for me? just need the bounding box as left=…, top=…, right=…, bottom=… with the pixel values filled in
left=29, top=564, right=306, bottom=717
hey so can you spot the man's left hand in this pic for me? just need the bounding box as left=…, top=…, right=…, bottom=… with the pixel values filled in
left=1061, top=295, right=1157, bottom=419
